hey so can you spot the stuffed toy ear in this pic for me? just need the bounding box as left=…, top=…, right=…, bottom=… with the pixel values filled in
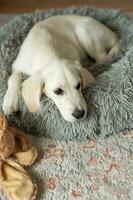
left=80, top=67, right=95, bottom=88
left=22, top=73, right=44, bottom=113
left=0, top=114, right=7, bottom=131
left=14, top=147, right=38, bottom=166
left=0, top=159, right=37, bottom=200
left=9, top=127, right=38, bottom=166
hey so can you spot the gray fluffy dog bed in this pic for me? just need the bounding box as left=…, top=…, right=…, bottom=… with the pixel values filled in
left=0, top=6, right=133, bottom=140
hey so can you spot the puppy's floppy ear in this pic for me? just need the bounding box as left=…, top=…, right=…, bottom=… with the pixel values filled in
left=22, top=73, right=44, bottom=113
left=80, top=67, right=95, bottom=88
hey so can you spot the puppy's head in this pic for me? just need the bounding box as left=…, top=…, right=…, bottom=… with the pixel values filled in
left=22, top=60, right=95, bottom=122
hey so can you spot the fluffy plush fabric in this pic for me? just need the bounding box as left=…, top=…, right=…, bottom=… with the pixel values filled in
left=0, top=131, right=133, bottom=200
left=0, top=6, right=133, bottom=140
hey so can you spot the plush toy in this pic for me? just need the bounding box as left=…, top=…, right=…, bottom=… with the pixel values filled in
left=0, top=114, right=38, bottom=200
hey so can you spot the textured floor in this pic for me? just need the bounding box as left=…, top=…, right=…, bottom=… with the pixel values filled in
left=0, top=0, right=133, bottom=13
left=1, top=131, right=133, bottom=200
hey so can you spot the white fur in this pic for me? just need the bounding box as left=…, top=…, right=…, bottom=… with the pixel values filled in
left=3, top=15, right=119, bottom=122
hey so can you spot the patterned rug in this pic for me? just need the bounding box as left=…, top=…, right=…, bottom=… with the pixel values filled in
left=1, top=131, right=132, bottom=200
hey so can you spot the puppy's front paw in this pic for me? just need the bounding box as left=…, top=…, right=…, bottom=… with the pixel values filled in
left=2, top=90, right=20, bottom=115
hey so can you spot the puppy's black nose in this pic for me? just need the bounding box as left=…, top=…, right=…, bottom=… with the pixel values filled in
left=72, top=109, right=85, bottom=119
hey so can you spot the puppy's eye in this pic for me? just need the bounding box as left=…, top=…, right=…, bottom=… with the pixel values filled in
left=54, top=88, right=63, bottom=95
left=75, top=82, right=81, bottom=90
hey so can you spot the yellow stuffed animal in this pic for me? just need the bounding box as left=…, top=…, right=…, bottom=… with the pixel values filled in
left=0, top=114, right=38, bottom=200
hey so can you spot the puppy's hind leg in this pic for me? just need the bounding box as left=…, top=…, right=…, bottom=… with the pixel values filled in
left=2, top=68, right=22, bottom=115
left=75, top=20, right=119, bottom=63
left=75, top=21, right=107, bottom=63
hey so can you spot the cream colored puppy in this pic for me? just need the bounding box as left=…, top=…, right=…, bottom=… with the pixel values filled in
left=2, top=15, right=119, bottom=122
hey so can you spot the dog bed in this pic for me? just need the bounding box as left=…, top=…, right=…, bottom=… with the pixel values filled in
left=0, top=6, right=133, bottom=140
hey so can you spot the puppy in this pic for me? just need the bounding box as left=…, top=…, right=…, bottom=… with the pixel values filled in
left=2, top=15, right=119, bottom=122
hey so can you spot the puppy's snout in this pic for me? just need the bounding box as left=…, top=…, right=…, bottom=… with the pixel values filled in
left=72, top=109, right=85, bottom=119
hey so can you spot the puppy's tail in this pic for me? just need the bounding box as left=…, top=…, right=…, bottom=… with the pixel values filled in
left=107, top=42, right=120, bottom=60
